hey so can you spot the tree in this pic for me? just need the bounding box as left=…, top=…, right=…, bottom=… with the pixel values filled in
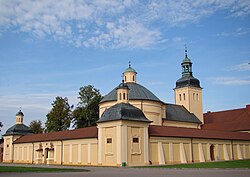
left=72, top=85, right=102, bottom=129
left=0, top=121, right=2, bottom=132
left=45, top=96, right=72, bottom=132
left=29, top=120, right=44, bottom=134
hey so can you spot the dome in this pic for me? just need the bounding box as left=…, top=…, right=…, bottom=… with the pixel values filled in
left=16, top=110, right=24, bottom=116
left=100, top=83, right=162, bottom=103
left=4, top=124, right=33, bottom=136
left=124, top=66, right=137, bottom=73
left=97, top=103, right=151, bottom=123
left=176, top=75, right=201, bottom=88
left=117, top=82, right=129, bottom=90
left=182, top=56, right=191, bottom=63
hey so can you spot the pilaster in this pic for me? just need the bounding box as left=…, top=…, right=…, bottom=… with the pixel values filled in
left=158, top=142, right=165, bottom=164
left=180, top=143, right=187, bottom=163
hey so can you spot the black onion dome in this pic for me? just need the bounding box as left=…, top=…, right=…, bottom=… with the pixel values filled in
left=100, top=83, right=162, bottom=103
left=176, top=75, right=201, bottom=88
left=4, top=124, right=33, bottom=136
left=97, top=103, right=151, bottom=123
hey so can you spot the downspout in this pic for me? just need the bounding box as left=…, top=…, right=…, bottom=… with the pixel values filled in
left=231, top=140, right=234, bottom=160
left=32, top=143, right=34, bottom=164
left=191, top=138, right=194, bottom=163
left=61, top=140, right=63, bottom=165
left=11, top=143, right=14, bottom=163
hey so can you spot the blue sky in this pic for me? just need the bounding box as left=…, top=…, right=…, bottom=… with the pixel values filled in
left=0, top=0, right=250, bottom=135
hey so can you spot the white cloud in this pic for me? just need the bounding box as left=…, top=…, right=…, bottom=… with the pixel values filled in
left=210, top=76, right=250, bottom=85
left=0, top=0, right=249, bottom=48
left=231, top=62, right=250, bottom=71
left=217, top=27, right=250, bottom=37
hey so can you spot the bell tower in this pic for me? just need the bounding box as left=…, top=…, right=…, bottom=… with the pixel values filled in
left=174, top=47, right=203, bottom=124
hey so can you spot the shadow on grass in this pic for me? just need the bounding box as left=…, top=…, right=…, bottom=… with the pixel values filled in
left=134, top=160, right=250, bottom=169
left=0, top=165, right=89, bottom=173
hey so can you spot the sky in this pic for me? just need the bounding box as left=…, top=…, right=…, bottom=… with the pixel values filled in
left=0, top=0, right=250, bottom=135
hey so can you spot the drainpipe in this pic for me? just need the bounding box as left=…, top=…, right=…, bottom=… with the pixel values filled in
left=231, top=140, right=234, bottom=160
left=11, top=143, right=14, bottom=163
left=61, top=140, right=63, bottom=165
left=32, top=143, right=34, bottom=164
left=191, top=138, right=194, bottom=163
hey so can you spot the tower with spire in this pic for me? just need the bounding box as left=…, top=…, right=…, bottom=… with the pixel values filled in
left=174, top=46, right=203, bottom=123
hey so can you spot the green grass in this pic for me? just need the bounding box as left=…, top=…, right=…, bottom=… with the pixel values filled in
left=0, top=165, right=89, bottom=173
left=137, top=160, right=250, bottom=168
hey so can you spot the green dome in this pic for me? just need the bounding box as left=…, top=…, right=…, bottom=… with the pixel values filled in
left=124, top=66, right=137, bottom=73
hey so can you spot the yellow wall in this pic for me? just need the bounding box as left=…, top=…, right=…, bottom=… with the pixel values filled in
left=9, top=138, right=98, bottom=166
left=150, top=137, right=250, bottom=165
left=97, top=120, right=149, bottom=166
left=163, top=120, right=199, bottom=129
left=174, top=86, right=203, bottom=123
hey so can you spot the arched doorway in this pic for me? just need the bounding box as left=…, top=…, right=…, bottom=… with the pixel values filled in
left=44, top=148, right=49, bottom=164
left=210, top=145, right=215, bottom=161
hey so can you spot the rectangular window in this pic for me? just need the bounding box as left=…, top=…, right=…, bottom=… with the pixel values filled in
left=132, top=137, right=140, bottom=154
left=133, top=137, right=139, bottom=143
left=107, top=138, right=112, bottom=143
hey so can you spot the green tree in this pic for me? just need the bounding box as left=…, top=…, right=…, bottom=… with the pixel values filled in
left=29, top=120, right=44, bottom=134
left=45, top=96, right=72, bottom=132
left=0, top=121, right=3, bottom=132
left=73, top=85, right=102, bottom=129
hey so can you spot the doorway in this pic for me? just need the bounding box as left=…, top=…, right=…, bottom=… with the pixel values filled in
left=44, top=148, right=49, bottom=164
left=210, top=145, right=215, bottom=161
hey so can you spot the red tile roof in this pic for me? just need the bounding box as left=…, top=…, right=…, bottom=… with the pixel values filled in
left=149, top=125, right=250, bottom=141
left=13, top=126, right=98, bottom=144
left=202, top=105, right=250, bottom=132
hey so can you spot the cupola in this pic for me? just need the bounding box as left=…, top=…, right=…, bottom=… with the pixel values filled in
left=116, top=80, right=130, bottom=103
left=16, top=109, right=24, bottom=124
left=123, top=62, right=137, bottom=83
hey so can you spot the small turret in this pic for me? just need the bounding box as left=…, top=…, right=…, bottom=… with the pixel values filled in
left=116, top=80, right=130, bottom=103
left=16, top=109, right=24, bottom=124
left=123, top=62, right=137, bottom=83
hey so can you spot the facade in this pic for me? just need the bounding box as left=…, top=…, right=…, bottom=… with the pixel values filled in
left=2, top=52, right=250, bottom=166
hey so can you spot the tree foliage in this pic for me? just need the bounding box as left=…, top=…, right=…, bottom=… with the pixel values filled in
left=0, top=121, right=3, bottom=132
left=73, top=85, right=102, bottom=129
left=29, top=120, right=44, bottom=134
left=45, top=96, right=72, bottom=132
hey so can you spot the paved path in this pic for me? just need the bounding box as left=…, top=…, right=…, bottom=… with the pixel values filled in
left=1, top=163, right=250, bottom=177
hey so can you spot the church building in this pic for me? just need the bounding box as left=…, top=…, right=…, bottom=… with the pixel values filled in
left=2, top=51, right=250, bottom=166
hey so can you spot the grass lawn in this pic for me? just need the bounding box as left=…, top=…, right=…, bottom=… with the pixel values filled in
left=137, top=160, right=250, bottom=168
left=0, top=165, right=89, bottom=173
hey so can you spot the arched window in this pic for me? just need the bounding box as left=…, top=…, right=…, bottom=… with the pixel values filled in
left=133, top=75, right=135, bottom=81
left=196, top=93, right=199, bottom=100
left=183, top=93, right=185, bottom=100
left=123, top=93, right=126, bottom=100
left=179, top=94, right=182, bottom=101
left=193, top=93, right=195, bottom=100
left=125, top=76, right=127, bottom=82
left=119, top=93, right=122, bottom=100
